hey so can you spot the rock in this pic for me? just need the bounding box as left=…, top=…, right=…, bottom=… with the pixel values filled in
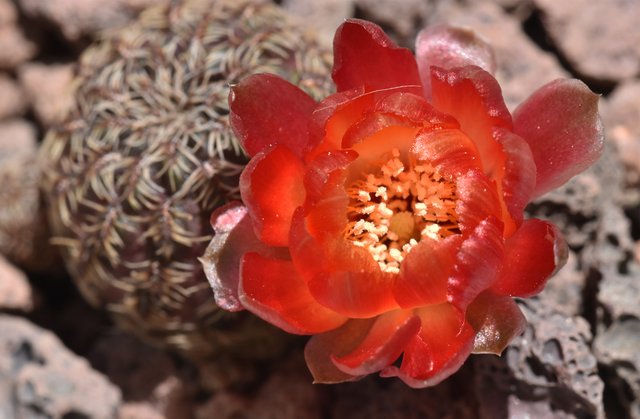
left=354, top=0, right=430, bottom=44
left=0, top=25, right=37, bottom=70
left=119, top=403, right=165, bottom=419
left=534, top=0, right=640, bottom=83
left=0, top=314, right=121, bottom=418
left=0, top=74, right=26, bottom=119
left=427, top=0, right=567, bottom=110
left=0, top=255, right=33, bottom=311
left=17, top=0, right=162, bottom=42
left=595, top=316, right=640, bottom=419
left=282, top=0, right=353, bottom=47
left=538, top=250, right=584, bottom=317
left=0, top=118, right=37, bottom=154
left=0, top=0, right=18, bottom=26
left=0, top=0, right=37, bottom=70
left=0, top=146, right=57, bottom=271
left=474, top=299, right=605, bottom=419
left=18, top=62, right=75, bottom=127
left=603, top=81, right=640, bottom=185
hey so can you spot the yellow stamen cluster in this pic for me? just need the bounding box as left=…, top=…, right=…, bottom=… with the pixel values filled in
left=345, top=149, right=459, bottom=274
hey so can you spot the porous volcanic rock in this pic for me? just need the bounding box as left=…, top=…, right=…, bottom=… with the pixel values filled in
left=0, top=315, right=121, bottom=418
left=534, top=0, right=640, bottom=83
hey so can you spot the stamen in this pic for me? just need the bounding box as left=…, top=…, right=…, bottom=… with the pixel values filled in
left=345, top=148, right=459, bottom=273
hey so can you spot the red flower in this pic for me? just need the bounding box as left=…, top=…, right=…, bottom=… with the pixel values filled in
left=202, top=20, right=603, bottom=387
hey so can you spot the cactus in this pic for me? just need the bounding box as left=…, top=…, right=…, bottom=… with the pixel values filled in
left=40, top=0, right=332, bottom=359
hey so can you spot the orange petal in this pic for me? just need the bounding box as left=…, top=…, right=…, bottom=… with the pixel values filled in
left=455, top=169, right=503, bottom=235
left=307, top=249, right=399, bottom=318
left=411, top=128, right=482, bottom=178
left=239, top=252, right=347, bottom=335
left=393, top=235, right=463, bottom=308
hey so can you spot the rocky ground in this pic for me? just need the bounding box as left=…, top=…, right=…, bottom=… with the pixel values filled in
left=1, top=0, right=640, bottom=418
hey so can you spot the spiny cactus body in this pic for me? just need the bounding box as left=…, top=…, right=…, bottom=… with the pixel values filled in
left=40, top=0, right=332, bottom=358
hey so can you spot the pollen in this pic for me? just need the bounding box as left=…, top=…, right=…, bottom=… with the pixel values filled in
left=345, top=148, right=459, bottom=274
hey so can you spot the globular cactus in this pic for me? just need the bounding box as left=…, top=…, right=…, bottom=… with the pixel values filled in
left=40, top=0, right=332, bottom=359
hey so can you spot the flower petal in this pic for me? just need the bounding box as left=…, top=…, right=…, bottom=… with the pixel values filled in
left=239, top=145, right=306, bottom=247
left=430, top=65, right=511, bottom=179
left=416, top=26, right=496, bottom=99
left=305, top=319, right=375, bottom=384
left=374, top=92, right=459, bottom=128
left=308, top=86, right=422, bottom=161
left=229, top=73, right=317, bottom=158
left=448, top=216, right=504, bottom=310
left=290, top=207, right=398, bottom=319
left=493, top=127, right=536, bottom=226
left=467, top=291, right=526, bottom=355
left=201, top=202, right=281, bottom=312
left=381, top=303, right=475, bottom=388
left=491, top=219, right=568, bottom=298
left=513, top=79, right=604, bottom=198
left=332, top=310, right=421, bottom=376
left=239, top=252, right=347, bottom=335
left=307, top=252, right=399, bottom=318
left=332, top=19, right=421, bottom=92
left=455, top=170, right=503, bottom=234
left=393, top=235, right=463, bottom=308
left=411, top=128, right=482, bottom=178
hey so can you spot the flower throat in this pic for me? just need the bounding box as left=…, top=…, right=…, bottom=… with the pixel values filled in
left=344, top=149, right=459, bottom=274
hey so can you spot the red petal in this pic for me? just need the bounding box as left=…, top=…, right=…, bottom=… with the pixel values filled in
left=229, top=73, right=316, bottom=158
left=201, top=202, right=281, bottom=311
left=239, top=252, right=347, bottom=335
left=513, top=79, right=604, bottom=198
left=381, top=303, right=474, bottom=387
left=393, top=235, right=463, bottom=308
left=430, top=66, right=511, bottom=179
left=304, top=319, right=375, bottom=384
left=239, top=145, right=306, bottom=247
left=304, top=150, right=357, bottom=204
left=332, top=19, right=421, bottom=92
left=332, top=310, right=420, bottom=376
left=491, top=219, right=568, bottom=297
left=448, top=217, right=504, bottom=310
left=416, top=26, right=496, bottom=99
left=493, top=127, right=536, bottom=226
left=455, top=170, right=503, bottom=234
left=302, top=151, right=355, bottom=238
left=467, top=291, right=526, bottom=355
left=411, top=128, right=482, bottom=178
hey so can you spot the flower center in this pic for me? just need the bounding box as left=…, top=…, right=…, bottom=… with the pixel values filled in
left=344, top=149, right=459, bottom=274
